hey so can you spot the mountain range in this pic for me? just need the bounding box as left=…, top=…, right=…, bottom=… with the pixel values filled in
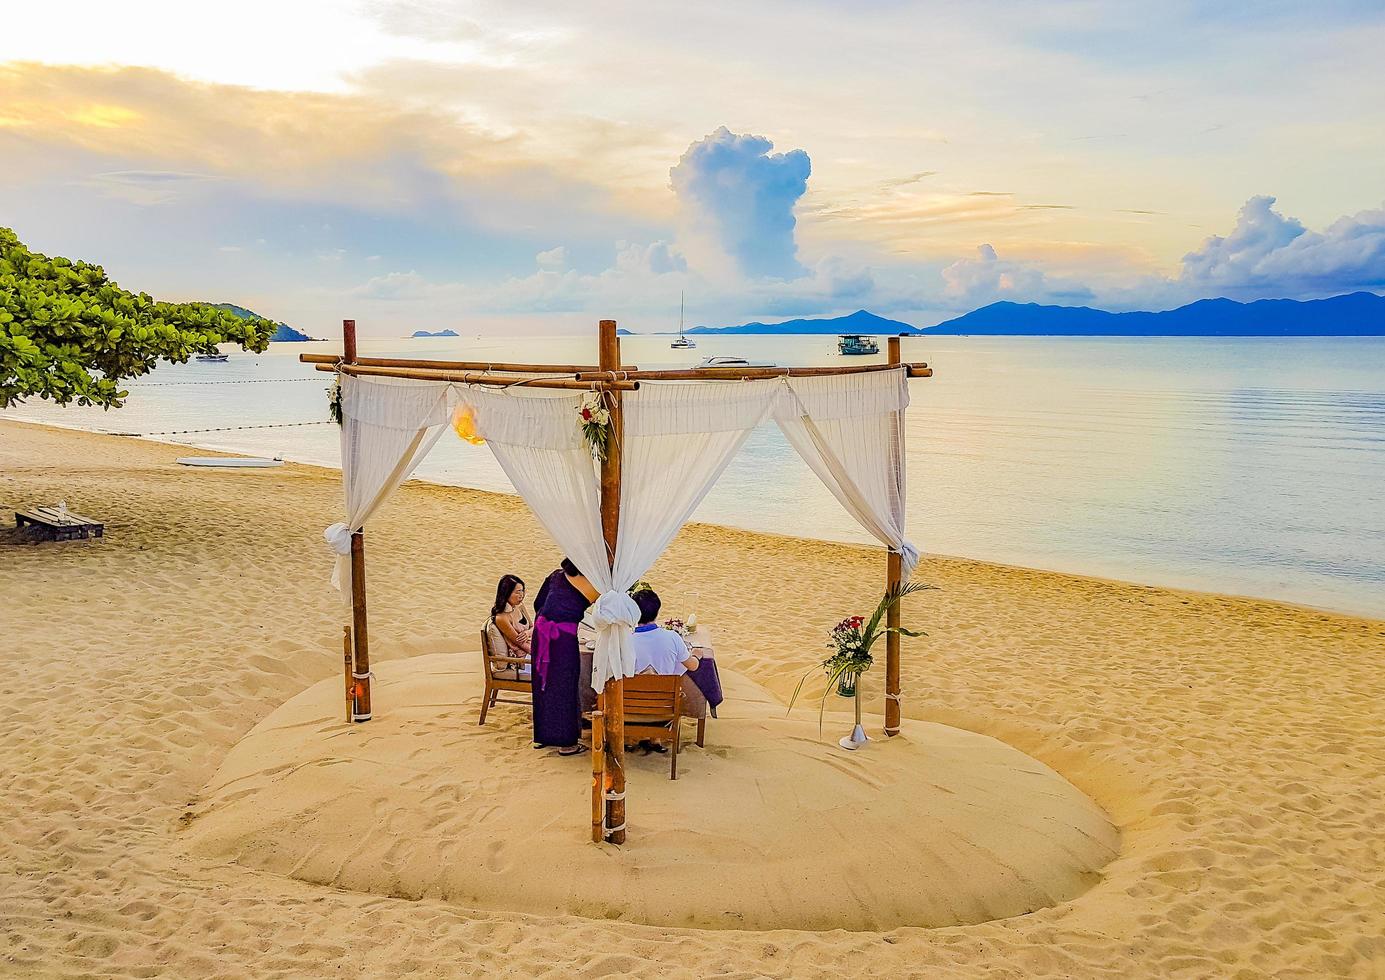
left=666, top=292, right=1385, bottom=337
left=684, top=309, right=913, bottom=336
left=925, top=291, right=1385, bottom=336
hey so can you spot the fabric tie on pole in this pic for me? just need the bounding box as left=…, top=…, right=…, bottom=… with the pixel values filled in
left=324, top=521, right=354, bottom=596
left=589, top=590, right=640, bottom=691
left=897, top=540, right=921, bottom=582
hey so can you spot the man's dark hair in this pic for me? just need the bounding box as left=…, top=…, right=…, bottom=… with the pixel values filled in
left=633, top=588, right=661, bottom=625
left=560, top=557, right=581, bottom=577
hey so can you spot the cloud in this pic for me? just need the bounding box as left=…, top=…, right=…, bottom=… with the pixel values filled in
left=669, top=127, right=811, bottom=281
left=1179, top=195, right=1385, bottom=297
left=535, top=246, right=567, bottom=270
left=941, top=243, right=1094, bottom=307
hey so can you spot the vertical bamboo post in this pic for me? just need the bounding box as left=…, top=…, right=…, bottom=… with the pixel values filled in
left=597, top=319, right=627, bottom=844
left=885, top=335, right=903, bottom=737
left=344, top=319, right=373, bottom=722
left=590, top=709, right=605, bottom=842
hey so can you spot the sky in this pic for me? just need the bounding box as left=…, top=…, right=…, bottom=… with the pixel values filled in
left=1, top=0, right=1383, bottom=334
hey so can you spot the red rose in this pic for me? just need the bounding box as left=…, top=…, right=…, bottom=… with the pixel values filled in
left=581, top=408, right=593, bottom=421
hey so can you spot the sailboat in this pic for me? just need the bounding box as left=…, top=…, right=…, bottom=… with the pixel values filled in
left=670, top=293, right=697, bottom=349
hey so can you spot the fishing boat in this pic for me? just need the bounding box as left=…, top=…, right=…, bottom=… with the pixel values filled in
left=195, top=352, right=230, bottom=362
left=837, top=334, right=880, bottom=355
left=670, top=292, right=697, bottom=349
left=695, top=355, right=777, bottom=370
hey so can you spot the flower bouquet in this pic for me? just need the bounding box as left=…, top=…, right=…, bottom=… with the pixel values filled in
left=789, top=581, right=930, bottom=748
left=577, top=392, right=612, bottom=461
left=663, top=617, right=690, bottom=638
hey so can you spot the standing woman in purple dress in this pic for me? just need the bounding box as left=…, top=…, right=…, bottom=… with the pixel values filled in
left=530, top=557, right=598, bottom=755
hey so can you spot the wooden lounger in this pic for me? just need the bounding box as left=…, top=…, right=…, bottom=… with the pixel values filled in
left=14, top=506, right=104, bottom=541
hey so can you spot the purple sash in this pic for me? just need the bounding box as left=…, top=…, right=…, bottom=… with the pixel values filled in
left=532, top=616, right=578, bottom=691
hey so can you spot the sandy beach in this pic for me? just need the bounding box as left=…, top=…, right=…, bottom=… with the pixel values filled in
left=2, top=418, right=1383, bottom=978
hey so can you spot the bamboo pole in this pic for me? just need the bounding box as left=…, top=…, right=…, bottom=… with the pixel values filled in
left=572, top=363, right=929, bottom=382
left=301, top=353, right=636, bottom=374
left=316, top=363, right=639, bottom=391
left=597, top=319, right=627, bottom=845
left=590, top=708, right=605, bottom=843
left=343, top=319, right=373, bottom=723
left=885, top=336, right=903, bottom=737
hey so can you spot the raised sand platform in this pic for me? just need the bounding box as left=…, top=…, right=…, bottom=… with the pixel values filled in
left=186, top=652, right=1119, bottom=931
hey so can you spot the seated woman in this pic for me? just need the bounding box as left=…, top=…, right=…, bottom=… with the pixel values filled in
left=486, top=574, right=533, bottom=679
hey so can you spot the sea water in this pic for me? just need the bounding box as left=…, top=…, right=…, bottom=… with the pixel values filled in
left=5, top=334, right=1384, bottom=618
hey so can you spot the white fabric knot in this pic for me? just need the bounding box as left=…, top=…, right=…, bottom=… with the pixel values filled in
left=589, top=590, right=640, bottom=691
left=324, top=522, right=353, bottom=556
left=898, top=539, right=920, bottom=581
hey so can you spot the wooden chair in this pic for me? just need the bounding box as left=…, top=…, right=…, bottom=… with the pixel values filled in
left=622, top=674, right=687, bottom=779
left=478, top=626, right=531, bottom=725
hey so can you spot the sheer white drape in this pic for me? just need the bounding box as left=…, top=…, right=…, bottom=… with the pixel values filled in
left=774, top=368, right=919, bottom=579
left=604, top=380, right=780, bottom=688
left=323, top=367, right=915, bottom=688
left=325, top=376, right=453, bottom=597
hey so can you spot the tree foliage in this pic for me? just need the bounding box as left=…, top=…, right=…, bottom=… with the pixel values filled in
left=0, top=226, right=277, bottom=409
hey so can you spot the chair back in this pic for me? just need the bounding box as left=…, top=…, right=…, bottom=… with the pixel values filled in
left=622, top=674, right=682, bottom=720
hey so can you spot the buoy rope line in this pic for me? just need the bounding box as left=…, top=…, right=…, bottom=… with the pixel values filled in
left=121, top=420, right=332, bottom=437
left=125, top=378, right=324, bottom=387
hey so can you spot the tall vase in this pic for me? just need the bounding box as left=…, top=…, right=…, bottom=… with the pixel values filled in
left=839, top=676, right=870, bottom=751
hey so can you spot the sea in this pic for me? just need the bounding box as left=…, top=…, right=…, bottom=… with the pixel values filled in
left=5, top=334, right=1384, bottom=619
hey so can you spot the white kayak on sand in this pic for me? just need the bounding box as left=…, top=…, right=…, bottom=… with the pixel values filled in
left=176, top=457, right=284, bottom=468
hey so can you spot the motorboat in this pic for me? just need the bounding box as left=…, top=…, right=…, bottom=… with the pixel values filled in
left=694, top=355, right=778, bottom=370
left=195, top=352, right=230, bottom=362
left=837, top=334, right=880, bottom=355
left=670, top=292, right=697, bottom=349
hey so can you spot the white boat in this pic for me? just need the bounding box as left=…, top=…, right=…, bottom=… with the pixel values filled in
left=195, top=352, right=230, bottom=363
left=694, top=355, right=778, bottom=370
left=837, top=334, right=880, bottom=355
left=670, top=292, right=697, bottom=349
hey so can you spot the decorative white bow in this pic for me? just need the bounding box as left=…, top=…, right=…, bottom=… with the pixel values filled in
left=588, top=589, right=640, bottom=691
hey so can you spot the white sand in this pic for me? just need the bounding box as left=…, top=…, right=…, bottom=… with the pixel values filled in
left=187, top=653, right=1118, bottom=932
left=3, top=419, right=1384, bottom=977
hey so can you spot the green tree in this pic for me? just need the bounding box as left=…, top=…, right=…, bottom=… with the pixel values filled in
left=0, top=226, right=277, bottom=409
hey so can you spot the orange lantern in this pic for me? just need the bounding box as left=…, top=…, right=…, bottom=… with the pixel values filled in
left=451, top=403, right=485, bottom=445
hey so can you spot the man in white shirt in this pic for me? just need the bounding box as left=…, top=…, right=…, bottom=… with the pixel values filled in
left=630, top=589, right=700, bottom=676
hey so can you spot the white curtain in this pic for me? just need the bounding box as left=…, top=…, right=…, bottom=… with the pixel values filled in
left=320, top=368, right=915, bottom=692
left=324, top=376, right=453, bottom=597
left=774, top=368, right=919, bottom=580
left=604, top=380, right=781, bottom=688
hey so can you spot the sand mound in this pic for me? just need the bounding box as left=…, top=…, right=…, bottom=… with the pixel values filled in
left=186, top=652, right=1118, bottom=932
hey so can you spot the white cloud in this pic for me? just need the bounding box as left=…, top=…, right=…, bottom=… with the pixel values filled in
left=1179, top=195, right=1385, bottom=298
left=941, top=243, right=1094, bottom=308
left=669, top=127, right=811, bottom=281
left=535, top=245, right=567, bottom=270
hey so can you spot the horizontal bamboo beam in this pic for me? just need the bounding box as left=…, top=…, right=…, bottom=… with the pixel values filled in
left=316, top=363, right=640, bottom=391
left=572, top=362, right=931, bottom=382
left=300, top=353, right=636, bottom=373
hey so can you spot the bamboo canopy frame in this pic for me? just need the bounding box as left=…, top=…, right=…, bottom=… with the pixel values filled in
left=305, top=319, right=930, bottom=843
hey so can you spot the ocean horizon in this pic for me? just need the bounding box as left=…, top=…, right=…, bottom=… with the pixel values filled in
left=5, top=333, right=1384, bottom=619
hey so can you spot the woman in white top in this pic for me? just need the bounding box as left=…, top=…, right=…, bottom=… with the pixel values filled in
left=489, top=574, right=533, bottom=656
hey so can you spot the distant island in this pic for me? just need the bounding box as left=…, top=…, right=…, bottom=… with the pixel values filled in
left=411, top=329, right=459, bottom=338
left=925, top=291, right=1385, bottom=336
left=687, top=310, right=915, bottom=336
left=214, top=303, right=319, bottom=342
